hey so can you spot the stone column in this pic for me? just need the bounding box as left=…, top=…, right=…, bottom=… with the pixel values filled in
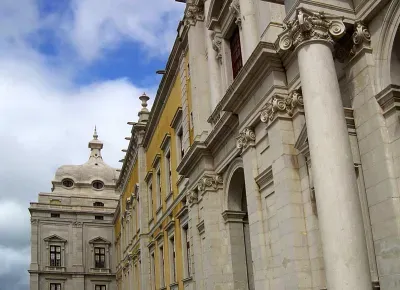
left=185, top=3, right=211, bottom=140
left=230, top=0, right=258, bottom=62
left=279, top=8, right=372, bottom=290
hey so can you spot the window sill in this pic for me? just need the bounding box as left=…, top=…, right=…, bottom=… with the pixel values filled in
left=169, top=282, right=178, bottom=290
left=45, top=266, right=66, bottom=272
left=156, top=206, right=163, bottom=215
left=164, top=191, right=173, bottom=202
left=148, top=217, right=154, bottom=225
left=159, top=287, right=167, bottom=290
left=90, top=267, right=111, bottom=274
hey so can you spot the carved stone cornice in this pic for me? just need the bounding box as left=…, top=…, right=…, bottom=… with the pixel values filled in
left=236, top=127, right=256, bottom=151
left=186, top=190, right=198, bottom=206
left=229, top=0, right=241, bottom=28
left=278, top=8, right=346, bottom=52
left=184, top=3, right=205, bottom=26
left=211, top=32, right=222, bottom=63
left=197, top=174, right=223, bottom=193
left=260, top=89, right=303, bottom=123
left=350, top=21, right=371, bottom=56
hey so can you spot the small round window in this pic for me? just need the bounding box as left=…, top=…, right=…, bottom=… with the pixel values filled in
left=62, top=178, right=74, bottom=188
left=92, top=180, right=104, bottom=190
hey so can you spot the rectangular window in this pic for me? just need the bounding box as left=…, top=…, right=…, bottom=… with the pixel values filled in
left=166, top=151, right=172, bottom=195
left=156, top=169, right=161, bottom=207
left=230, top=26, right=243, bottom=79
left=159, top=245, right=165, bottom=288
left=50, top=246, right=61, bottom=267
left=95, top=286, right=106, bottom=290
left=182, top=224, right=192, bottom=277
left=95, top=215, right=104, bottom=220
left=51, top=213, right=60, bottom=218
left=148, top=183, right=153, bottom=218
left=94, top=247, right=105, bottom=268
left=177, top=128, right=184, bottom=160
left=150, top=252, right=156, bottom=290
left=169, top=236, right=176, bottom=282
left=50, top=283, right=61, bottom=290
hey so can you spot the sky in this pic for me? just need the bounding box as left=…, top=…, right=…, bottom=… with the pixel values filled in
left=0, top=0, right=184, bottom=289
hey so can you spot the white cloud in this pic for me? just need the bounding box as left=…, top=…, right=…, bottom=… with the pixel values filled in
left=67, top=0, right=184, bottom=61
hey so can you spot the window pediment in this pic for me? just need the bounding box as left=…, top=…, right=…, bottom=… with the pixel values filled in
left=151, top=154, right=161, bottom=169
left=89, top=237, right=111, bottom=245
left=44, top=235, right=67, bottom=243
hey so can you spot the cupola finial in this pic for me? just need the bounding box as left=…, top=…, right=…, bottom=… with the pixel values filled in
left=138, top=92, right=150, bottom=123
left=93, top=125, right=98, bottom=140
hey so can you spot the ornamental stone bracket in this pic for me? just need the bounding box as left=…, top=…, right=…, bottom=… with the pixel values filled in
left=260, top=89, right=304, bottom=124
left=278, top=7, right=346, bottom=52
left=186, top=190, right=199, bottom=206
left=236, top=127, right=256, bottom=152
left=184, top=3, right=205, bottom=27
left=229, top=0, right=241, bottom=29
left=197, top=174, right=223, bottom=193
left=350, top=21, right=371, bottom=56
left=211, top=32, right=223, bottom=64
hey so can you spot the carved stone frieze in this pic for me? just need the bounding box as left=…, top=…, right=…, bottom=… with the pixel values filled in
left=236, top=127, right=256, bottom=151
left=350, top=22, right=371, bottom=56
left=72, top=221, right=83, bottom=228
left=211, top=32, right=223, bottom=64
left=278, top=8, right=346, bottom=51
left=184, top=4, right=205, bottom=26
left=260, top=89, right=304, bottom=123
left=186, top=190, right=198, bottom=206
left=197, top=174, right=223, bottom=193
left=229, top=0, right=241, bottom=28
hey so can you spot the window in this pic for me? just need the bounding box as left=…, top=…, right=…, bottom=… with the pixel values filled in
left=182, top=224, right=192, bottom=277
left=93, top=202, right=104, bottom=207
left=61, top=178, right=74, bottom=188
left=50, top=245, right=61, bottom=267
left=50, top=283, right=61, bottom=290
left=230, top=26, right=243, bottom=79
left=156, top=169, right=161, bottom=208
left=51, top=213, right=60, bottom=218
left=92, top=180, right=104, bottom=190
left=94, top=247, right=105, bottom=268
left=95, top=215, right=104, bottom=220
left=165, top=151, right=172, bottom=195
left=150, top=252, right=156, bottom=290
left=159, top=245, right=165, bottom=288
left=177, top=128, right=184, bottom=160
left=95, top=286, right=106, bottom=290
left=148, top=183, right=153, bottom=219
left=169, top=236, right=176, bottom=282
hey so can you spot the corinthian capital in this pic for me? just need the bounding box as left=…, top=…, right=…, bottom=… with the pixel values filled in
left=184, top=4, right=205, bottom=26
left=350, top=22, right=371, bottom=56
left=197, top=175, right=223, bottom=193
left=278, top=8, right=346, bottom=51
left=236, top=128, right=256, bottom=151
left=260, top=89, right=304, bottom=123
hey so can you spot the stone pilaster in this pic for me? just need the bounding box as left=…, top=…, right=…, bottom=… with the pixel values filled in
left=72, top=221, right=84, bottom=272
left=279, top=8, right=372, bottom=290
left=30, top=218, right=39, bottom=271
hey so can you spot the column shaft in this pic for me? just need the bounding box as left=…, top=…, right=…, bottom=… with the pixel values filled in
left=238, top=0, right=258, bottom=62
left=298, top=41, right=372, bottom=290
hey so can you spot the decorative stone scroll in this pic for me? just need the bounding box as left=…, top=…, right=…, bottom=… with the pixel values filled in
left=229, top=0, right=241, bottom=28
left=350, top=22, right=371, bottom=56
left=197, top=174, right=223, bottom=193
left=260, top=89, right=304, bottom=123
left=184, top=3, right=205, bottom=26
left=236, top=127, right=256, bottom=151
left=211, top=32, right=223, bottom=64
left=278, top=8, right=346, bottom=51
left=186, top=190, right=199, bottom=206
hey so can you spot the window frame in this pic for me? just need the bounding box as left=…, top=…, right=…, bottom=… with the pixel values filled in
left=94, top=247, right=106, bottom=269
left=158, top=244, right=165, bottom=288
left=50, top=283, right=62, bottom=290
left=50, top=245, right=61, bottom=267
left=229, top=25, right=243, bottom=79
left=168, top=235, right=177, bottom=283
left=95, top=285, right=106, bottom=290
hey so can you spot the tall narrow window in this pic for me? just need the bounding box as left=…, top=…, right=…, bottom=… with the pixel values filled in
left=50, top=245, right=61, bottom=267
left=182, top=224, right=192, bottom=277
left=169, top=236, right=176, bottom=282
left=50, top=283, right=61, bottom=290
left=159, top=245, right=165, bottom=288
left=230, top=26, right=243, bottom=79
left=156, top=169, right=161, bottom=208
left=137, top=196, right=140, bottom=231
left=94, top=247, right=105, bottom=268
left=150, top=252, right=156, bottom=290
left=177, top=128, right=184, bottom=160
left=166, top=151, right=172, bottom=194
left=95, top=286, right=106, bottom=290
left=148, top=183, right=153, bottom=219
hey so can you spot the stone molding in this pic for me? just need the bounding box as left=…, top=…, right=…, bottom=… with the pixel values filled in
left=278, top=8, right=346, bottom=52
left=375, top=84, right=400, bottom=118
left=211, top=32, right=223, bottom=63
left=350, top=21, right=371, bottom=56
left=72, top=221, right=83, bottom=228
left=222, top=210, right=246, bottom=223
left=31, top=218, right=39, bottom=224
left=255, top=166, right=274, bottom=191
left=260, top=89, right=303, bottom=124
left=229, top=0, right=241, bottom=28
left=197, top=174, right=223, bottom=193
left=184, top=3, right=205, bottom=26
left=236, top=127, right=256, bottom=151
left=186, top=190, right=198, bottom=206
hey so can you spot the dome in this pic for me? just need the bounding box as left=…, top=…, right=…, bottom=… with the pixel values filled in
left=52, top=128, right=119, bottom=192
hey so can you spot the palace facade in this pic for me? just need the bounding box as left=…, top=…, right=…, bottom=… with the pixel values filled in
left=31, top=0, right=400, bottom=289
